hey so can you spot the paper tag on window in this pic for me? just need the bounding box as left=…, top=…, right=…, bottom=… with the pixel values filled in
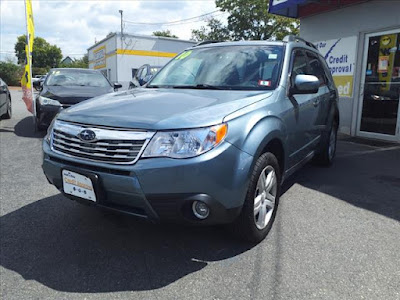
left=258, top=80, right=271, bottom=87
left=268, top=54, right=278, bottom=59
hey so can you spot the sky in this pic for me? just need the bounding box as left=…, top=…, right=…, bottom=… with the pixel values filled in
left=0, top=0, right=225, bottom=62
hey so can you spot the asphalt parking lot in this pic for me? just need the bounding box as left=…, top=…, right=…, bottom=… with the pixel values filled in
left=1, top=89, right=399, bottom=300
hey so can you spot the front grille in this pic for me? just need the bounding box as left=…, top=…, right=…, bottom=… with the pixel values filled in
left=51, top=120, right=154, bottom=164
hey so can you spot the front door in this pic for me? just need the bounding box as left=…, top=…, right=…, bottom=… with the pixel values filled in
left=358, top=29, right=400, bottom=142
left=286, top=49, right=320, bottom=167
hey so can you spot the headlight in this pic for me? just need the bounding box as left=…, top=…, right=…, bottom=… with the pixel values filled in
left=44, top=116, right=57, bottom=144
left=143, top=123, right=227, bottom=158
left=39, top=96, right=61, bottom=106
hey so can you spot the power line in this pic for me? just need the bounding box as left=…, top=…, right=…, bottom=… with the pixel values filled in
left=124, top=12, right=228, bottom=27
left=123, top=9, right=221, bottom=25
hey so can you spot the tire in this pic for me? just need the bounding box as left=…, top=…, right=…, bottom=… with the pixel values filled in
left=231, top=152, right=281, bottom=243
left=313, top=121, right=338, bottom=166
left=3, top=96, right=11, bottom=119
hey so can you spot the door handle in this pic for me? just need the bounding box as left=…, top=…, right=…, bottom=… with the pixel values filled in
left=313, top=99, right=320, bottom=107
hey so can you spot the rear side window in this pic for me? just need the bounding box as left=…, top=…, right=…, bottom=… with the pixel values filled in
left=306, top=51, right=328, bottom=86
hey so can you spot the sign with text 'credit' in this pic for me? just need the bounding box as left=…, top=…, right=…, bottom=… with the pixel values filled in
left=315, top=36, right=357, bottom=98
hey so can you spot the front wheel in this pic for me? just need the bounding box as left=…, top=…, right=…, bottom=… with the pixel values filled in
left=231, top=152, right=281, bottom=243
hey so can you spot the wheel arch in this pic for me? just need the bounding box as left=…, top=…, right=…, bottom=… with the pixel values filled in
left=238, top=116, right=288, bottom=176
left=261, top=138, right=285, bottom=176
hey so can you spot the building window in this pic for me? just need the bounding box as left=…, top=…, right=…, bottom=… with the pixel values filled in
left=132, top=68, right=138, bottom=79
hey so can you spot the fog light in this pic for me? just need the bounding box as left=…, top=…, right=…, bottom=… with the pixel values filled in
left=192, top=201, right=210, bottom=219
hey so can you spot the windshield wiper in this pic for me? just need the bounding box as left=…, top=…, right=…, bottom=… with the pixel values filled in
left=172, top=84, right=224, bottom=90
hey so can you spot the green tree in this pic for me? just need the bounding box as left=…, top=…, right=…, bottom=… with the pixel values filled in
left=152, top=30, right=178, bottom=38
left=15, top=35, right=63, bottom=70
left=191, top=18, right=230, bottom=41
left=216, top=0, right=299, bottom=40
left=0, top=59, right=24, bottom=86
left=192, top=0, right=299, bottom=41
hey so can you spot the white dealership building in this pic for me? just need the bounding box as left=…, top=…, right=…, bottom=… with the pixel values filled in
left=270, top=0, right=400, bottom=142
left=88, top=33, right=196, bottom=89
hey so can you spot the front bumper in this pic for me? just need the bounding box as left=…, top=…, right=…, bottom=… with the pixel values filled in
left=42, top=140, right=254, bottom=224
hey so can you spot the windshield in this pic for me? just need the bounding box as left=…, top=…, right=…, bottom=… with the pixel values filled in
left=46, top=69, right=111, bottom=87
left=148, top=45, right=283, bottom=90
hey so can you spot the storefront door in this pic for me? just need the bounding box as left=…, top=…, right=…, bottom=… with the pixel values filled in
left=358, top=29, right=400, bottom=142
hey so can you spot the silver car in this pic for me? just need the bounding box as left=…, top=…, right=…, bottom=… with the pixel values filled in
left=42, top=36, right=339, bottom=243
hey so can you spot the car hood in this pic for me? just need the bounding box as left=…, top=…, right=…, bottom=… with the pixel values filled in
left=42, top=85, right=113, bottom=105
left=58, top=88, right=273, bottom=130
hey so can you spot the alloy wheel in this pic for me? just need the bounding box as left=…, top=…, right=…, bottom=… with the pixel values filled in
left=254, top=165, right=277, bottom=230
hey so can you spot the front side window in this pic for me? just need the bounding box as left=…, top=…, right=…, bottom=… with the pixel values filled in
left=148, top=45, right=284, bottom=90
left=292, top=50, right=308, bottom=76
left=307, top=52, right=328, bottom=86
left=46, top=70, right=111, bottom=87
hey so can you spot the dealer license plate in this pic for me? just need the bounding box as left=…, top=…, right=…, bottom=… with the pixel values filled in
left=62, top=170, right=96, bottom=202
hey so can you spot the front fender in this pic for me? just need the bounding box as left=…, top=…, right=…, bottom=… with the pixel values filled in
left=224, top=102, right=288, bottom=172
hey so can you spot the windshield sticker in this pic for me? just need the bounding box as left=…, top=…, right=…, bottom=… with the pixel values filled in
left=268, top=54, right=278, bottom=59
left=258, top=80, right=271, bottom=87
left=175, top=50, right=192, bottom=60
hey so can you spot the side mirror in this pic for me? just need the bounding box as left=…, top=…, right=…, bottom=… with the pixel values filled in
left=142, top=74, right=153, bottom=85
left=33, top=80, right=43, bottom=91
left=291, top=74, right=319, bottom=95
left=113, top=83, right=122, bottom=90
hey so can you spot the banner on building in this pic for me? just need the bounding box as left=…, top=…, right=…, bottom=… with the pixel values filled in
left=93, top=45, right=106, bottom=69
left=314, top=36, right=357, bottom=98
left=21, top=0, right=35, bottom=114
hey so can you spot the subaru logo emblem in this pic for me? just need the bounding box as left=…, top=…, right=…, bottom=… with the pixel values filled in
left=78, top=129, right=96, bottom=142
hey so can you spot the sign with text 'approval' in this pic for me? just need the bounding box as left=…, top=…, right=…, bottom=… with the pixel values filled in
left=315, top=36, right=357, bottom=98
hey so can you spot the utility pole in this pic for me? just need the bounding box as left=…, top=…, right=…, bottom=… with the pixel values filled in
left=118, top=9, right=123, bottom=84
left=119, top=10, right=123, bottom=44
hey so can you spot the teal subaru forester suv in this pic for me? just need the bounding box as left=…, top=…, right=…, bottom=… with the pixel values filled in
left=42, top=36, right=339, bottom=243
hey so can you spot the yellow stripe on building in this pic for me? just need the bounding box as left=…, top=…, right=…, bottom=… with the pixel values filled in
left=89, top=49, right=177, bottom=64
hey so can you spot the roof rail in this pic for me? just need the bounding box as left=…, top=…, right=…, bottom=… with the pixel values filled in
left=283, top=35, right=318, bottom=50
left=194, top=40, right=224, bottom=47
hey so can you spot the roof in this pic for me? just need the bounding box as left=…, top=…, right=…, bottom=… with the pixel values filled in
left=49, top=68, right=100, bottom=72
left=87, top=32, right=196, bottom=51
left=61, top=56, right=74, bottom=63
left=190, top=40, right=286, bottom=49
